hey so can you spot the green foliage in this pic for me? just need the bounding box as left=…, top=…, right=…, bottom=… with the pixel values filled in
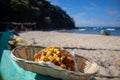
left=10, top=0, right=29, bottom=10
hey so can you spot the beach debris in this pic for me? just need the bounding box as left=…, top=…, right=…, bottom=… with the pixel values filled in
left=9, top=36, right=28, bottom=50
left=114, top=60, right=120, bottom=66
left=14, top=37, right=28, bottom=45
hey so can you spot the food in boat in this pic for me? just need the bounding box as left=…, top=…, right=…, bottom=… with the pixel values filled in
left=34, top=46, right=75, bottom=71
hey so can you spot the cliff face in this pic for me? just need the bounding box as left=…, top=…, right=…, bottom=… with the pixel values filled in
left=0, top=0, right=75, bottom=30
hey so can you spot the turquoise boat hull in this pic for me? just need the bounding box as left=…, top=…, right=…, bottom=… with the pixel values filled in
left=0, top=32, right=60, bottom=80
left=0, top=32, right=95, bottom=80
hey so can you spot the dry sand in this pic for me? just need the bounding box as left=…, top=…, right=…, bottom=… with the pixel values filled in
left=20, top=31, right=120, bottom=80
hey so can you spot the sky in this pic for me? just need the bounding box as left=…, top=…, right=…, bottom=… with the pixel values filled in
left=46, top=0, right=120, bottom=27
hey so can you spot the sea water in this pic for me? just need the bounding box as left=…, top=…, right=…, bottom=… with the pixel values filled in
left=56, top=27, right=120, bottom=36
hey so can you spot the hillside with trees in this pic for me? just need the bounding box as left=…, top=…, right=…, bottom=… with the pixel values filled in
left=0, top=0, right=75, bottom=30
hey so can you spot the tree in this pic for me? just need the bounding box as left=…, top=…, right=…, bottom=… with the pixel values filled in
left=0, top=0, right=75, bottom=30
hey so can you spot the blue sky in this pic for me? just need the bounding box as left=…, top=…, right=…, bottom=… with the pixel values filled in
left=47, top=0, right=120, bottom=27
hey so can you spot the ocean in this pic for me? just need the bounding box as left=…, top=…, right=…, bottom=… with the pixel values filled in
left=56, top=27, right=120, bottom=36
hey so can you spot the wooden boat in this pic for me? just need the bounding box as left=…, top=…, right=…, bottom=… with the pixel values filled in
left=0, top=32, right=99, bottom=80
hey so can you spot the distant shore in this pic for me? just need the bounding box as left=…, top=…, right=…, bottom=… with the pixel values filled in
left=20, top=31, right=120, bottom=80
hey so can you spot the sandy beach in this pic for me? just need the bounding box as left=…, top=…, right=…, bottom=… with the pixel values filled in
left=20, top=31, right=120, bottom=80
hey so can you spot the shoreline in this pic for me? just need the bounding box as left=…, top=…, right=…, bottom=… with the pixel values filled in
left=51, top=27, right=120, bottom=36
left=20, top=31, right=120, bottom=80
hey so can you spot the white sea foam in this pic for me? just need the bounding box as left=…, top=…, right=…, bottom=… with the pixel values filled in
left=106, top=28, right=115, bottom=31
left=78, top=28, right=86, bottom=31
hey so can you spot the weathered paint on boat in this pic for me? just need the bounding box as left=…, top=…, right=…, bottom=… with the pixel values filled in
left=0, top=32, right=61, bottom=80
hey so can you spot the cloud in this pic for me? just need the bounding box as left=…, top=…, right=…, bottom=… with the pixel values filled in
left=83, top=3, right=98, bottom=10
left=75, top=18, right=101, bottom=26
left=76, top=19, right=120, bottom=27
left=106, top=9, right=119, bottom=16
left=62, top=7, right=72, bottom=11
left=73, top=13, right=100, bottom=26
left=47, top=0, right=60, bottom=5
left=73, top=13, right=86, bottom=20
left=73, top=13, right=120, bottom=27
